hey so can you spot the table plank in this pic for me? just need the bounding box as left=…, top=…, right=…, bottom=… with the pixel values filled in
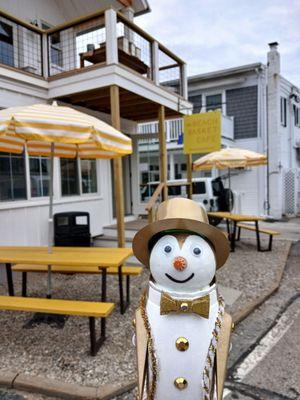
left=0, top=247, right=133, bottom=268
left=208, top=212, right=265, bottom=222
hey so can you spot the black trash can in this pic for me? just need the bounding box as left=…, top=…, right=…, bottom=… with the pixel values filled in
left=54, top=212, right=91, bottom=247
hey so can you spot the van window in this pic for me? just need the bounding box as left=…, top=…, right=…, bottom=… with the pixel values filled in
left=168, top=186, right=181, bottom=196
left=212, top=178, right=224, bottom=195
left=193, top=181, right=206, bottom=194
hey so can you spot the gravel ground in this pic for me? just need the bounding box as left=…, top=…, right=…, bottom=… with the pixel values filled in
left=0, top=239, right=291, bottom=398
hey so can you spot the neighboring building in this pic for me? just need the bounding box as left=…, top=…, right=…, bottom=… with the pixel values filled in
left=0, top=0, right=191, bottom=245
left=138, top=43, right=300, bottom=218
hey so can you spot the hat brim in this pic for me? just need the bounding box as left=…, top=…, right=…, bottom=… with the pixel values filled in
left=132, top=218, right=230, bottom=269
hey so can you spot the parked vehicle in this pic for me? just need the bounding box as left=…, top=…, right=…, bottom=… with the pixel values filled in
left=143, top=177, right=233, bottom=226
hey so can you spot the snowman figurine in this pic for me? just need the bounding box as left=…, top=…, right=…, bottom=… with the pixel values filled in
left=132, top=198, right=232, bottom=400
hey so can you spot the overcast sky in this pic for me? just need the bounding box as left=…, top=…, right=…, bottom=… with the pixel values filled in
left=137, top=0, right=300, bottom=86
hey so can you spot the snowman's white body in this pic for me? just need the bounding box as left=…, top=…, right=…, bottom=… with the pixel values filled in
left=146, top=281, right=219, bottom=400
left=142, top=234, right=221, bottom=400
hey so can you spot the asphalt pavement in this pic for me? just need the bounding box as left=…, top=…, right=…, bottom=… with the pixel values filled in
left=224, top=240, right=300, bottom=400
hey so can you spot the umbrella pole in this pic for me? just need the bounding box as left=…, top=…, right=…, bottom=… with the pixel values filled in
left=228, top=167, right=232, bottom=213
left=47, top=143, right=54, bottom=298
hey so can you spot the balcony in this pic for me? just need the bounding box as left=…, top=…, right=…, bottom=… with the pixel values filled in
left=137, top=113, right=234, bottom=148
left=0, top=9, right=187, bottom=99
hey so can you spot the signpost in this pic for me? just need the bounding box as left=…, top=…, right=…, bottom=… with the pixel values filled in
left=183, top=111, right=222, bottom=198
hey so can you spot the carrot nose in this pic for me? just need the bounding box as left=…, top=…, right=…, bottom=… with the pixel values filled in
left=173, top=256, right=187, bottom=271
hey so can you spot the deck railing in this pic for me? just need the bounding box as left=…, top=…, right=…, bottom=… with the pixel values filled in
left=0, top=9, right=187, bottom=98
left=0, top=11, right=43, bottom=76
left=138, top=118, right=183, bottom=145
left=145, top=182, right=165, bottom=223
left=46, top=11, right=106, bottom=77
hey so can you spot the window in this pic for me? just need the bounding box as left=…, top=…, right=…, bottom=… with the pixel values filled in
left=294, top=105, right=300, bottom=127
left=81, top=159, right=97, bottom=194
left=0, top=21, right=14, bottom=67
left=189, top=95, right=202, bottom=113
left=29, top=156, right=50, bottom=197
left=193, top=181, right=206, bottom=194
left=0, top=152, right=27, bottom=201
left=280, top=97, right=287, bottom=127
left=60, top=158, right=79, bottom=196
left=50, top=32, right=62, bottom=67
left=206, top=94, right=222, bottom=111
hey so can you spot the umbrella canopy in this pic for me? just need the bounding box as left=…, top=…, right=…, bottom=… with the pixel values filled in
left=0, top=103, right=132, bottom=158
left=0, top=102, right=132, bottom=297
left=193, top=147, right=267, bottom=170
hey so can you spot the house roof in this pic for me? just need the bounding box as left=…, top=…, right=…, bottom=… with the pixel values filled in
left=188, top=62, right=265, bottom=83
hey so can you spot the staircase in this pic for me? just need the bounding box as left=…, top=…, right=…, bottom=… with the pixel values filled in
left=93, top=219, right=148, bottom=265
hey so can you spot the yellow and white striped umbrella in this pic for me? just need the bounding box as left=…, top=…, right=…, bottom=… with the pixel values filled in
left=193, top=147, right=267, bottom=170
left=0, top=103, right=132, bottom=158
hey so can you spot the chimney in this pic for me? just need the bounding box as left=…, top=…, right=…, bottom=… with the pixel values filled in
left=267, top=42, right=282, bottom=218
left=267, top=42, right=280, bottom=75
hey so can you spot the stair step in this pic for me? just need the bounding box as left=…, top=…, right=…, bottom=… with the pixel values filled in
left=102, top=228, right=137, bottom=239
left=93, top=235, right=133, bottom=249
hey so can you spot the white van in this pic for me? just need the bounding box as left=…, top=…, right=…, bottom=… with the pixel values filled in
left=143, top=177, right=233, bottom=225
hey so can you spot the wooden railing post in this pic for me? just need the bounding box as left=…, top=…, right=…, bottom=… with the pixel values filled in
left=110, top=85, right=125, bottom=248
left=151, top=40, right=159, bottom=84
left=187, top=154, right=193, bottom=199
left=42, top=33, right=49, bottom=78
left=158, top=105, right=168, bottom=201
left=145, top=182, right=165, bottom=223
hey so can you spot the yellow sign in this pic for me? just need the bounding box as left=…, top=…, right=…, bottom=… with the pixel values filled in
left=183, top=111, right=221, bottom=154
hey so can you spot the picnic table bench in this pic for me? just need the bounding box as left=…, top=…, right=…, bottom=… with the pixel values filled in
left=0, top=295, right=114, bottom=356
left=236, top=224, right=280, bottom=251
left=208, top=212, right=279, bottom=252
left=12, top=264, right=142, bottom=313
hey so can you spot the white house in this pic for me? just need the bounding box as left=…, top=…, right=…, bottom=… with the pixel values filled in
left=0, top=0, right=191, bottom=246
left=137, top=43, right=300, bottom=219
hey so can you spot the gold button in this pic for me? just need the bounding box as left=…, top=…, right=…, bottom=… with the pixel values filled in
left=175, top=337, right=189, bottom=351
left=180, top=302, right=189, bottom=312
left=174, top=377, right=188, bottom=390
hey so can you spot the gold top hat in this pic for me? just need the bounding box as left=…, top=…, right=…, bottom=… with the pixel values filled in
left=132, top=198, right=229, bottom=269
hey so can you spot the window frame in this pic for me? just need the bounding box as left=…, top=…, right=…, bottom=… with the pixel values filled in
left=80, top=158, right=98, bottom=195
left=202, top=90, right=225, bottom=114
left=280, top=97, right=287, bottom=127
left=0, top=151, right=27, bottom=202
left=205, top=93, right=223, bottom=112
left=60, top=157, right=99, bottom=198
left=29, top=155, right=51, bottom=198
left=0, top=19, right=14, bottom=67
left=294, top=105, right=300, bottom=128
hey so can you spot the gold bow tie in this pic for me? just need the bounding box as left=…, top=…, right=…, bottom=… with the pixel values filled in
left=160, top=292, right=210, bottom=319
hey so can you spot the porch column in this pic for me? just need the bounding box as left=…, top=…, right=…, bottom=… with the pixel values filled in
left=158, top=105, right=168, bottom=200
left=110, top=85, right=125, bottom=247
left=186, top=154, right=193, bottom=199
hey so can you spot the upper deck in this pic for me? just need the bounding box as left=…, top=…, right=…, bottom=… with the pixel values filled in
left=0, top=7, right=191, bottom=120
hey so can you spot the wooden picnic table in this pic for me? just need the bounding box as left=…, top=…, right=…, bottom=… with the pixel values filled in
left=0, top=246, right=133, bottom=306
left=208, top=212, right=265, bottom=252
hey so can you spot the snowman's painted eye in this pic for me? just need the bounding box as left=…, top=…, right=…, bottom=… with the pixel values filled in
left=164, top=245, right=172, bottom=254
left=193, top=247, right=201, bottom=256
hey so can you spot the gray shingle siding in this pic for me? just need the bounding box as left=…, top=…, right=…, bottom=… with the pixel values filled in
left=226, top=86, right=258, bottom=139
